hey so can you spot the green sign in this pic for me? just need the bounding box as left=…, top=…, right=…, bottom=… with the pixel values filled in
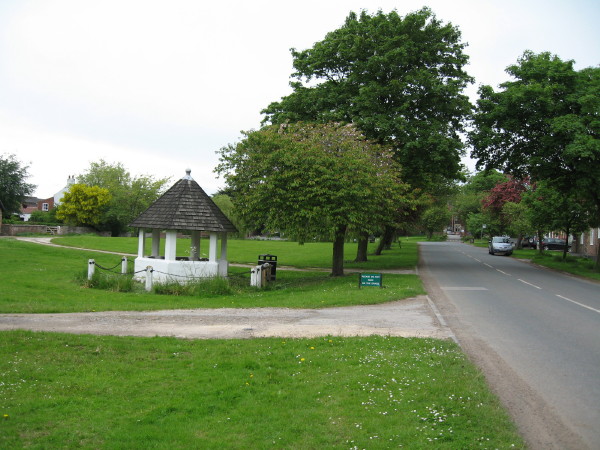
left=359, top=273, right=383, bottom=288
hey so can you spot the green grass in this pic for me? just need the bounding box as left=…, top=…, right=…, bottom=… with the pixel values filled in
left=0, top=331, right=524, bottom=449
left=0, top=239, right=424, bottom=313
left=52, top=235, right=418, bottom=270
left=513, top=249, right=600, bottom=281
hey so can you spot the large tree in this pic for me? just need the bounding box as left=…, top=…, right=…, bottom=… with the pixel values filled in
left=262, top=8, right=473, bottom=191
left=522, top=182, right=591, bottom=259
left=216, top=122, right=407, bottom=276
left=0, top=154, right=36, bottom=216
left=78, top=160, right=170, bottom=235
left=453, top=170, right=507, bottom=234
left=56, top=184, right=111, bottom=228
left=470, top=51, right=600, bottom=264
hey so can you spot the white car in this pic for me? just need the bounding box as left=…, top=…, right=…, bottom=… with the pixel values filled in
left=489, top=236, right=513, bottom=256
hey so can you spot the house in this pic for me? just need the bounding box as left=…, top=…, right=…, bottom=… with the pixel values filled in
left=571, top=228, right=600, bottom=258
left=18, top=176, right=75, bottom=221
left=53, top=175, right=75, bottom=205
left=19, top=197, right=40, bottom=221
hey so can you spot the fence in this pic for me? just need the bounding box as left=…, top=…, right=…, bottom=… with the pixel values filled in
left=87, top=259, right=273, bottom=292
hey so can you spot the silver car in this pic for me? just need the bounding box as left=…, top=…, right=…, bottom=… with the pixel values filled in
left=489, top=236, right=513, bottom=256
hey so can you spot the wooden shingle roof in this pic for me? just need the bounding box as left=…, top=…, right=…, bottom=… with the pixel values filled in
left=130, top=170, right=237, bottom=233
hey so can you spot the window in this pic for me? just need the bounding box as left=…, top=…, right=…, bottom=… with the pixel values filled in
left=591, top=229, right=595, bottom=246
left=42, top=203, right=49, bottom=211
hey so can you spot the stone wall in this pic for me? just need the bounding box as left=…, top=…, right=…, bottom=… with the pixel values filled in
left=0, top=224, right=107, bottom=236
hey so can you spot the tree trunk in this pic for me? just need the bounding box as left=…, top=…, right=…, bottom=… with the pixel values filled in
left=537, top=229, right=544, bottom=254
left=331, top=224, right=347, bottom=277
left=595, top=236, right=600, bottom=272
left=516, top=234, right=523, bottom=249
left=354, top=232, right=369, bottom=262
left=562, top=225, right=570, bottom=261
left=375, top=226, right=394, bottom=256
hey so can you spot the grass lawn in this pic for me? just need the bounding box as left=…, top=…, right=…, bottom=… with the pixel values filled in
left=52, top=235, right=419, bottom=270
left=0, top=238, right=423, bottom=313
left=0, top=331, right=524, bottom=449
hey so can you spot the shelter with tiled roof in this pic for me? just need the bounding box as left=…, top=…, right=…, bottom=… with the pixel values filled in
left=130, top=169, right=237, bottom=283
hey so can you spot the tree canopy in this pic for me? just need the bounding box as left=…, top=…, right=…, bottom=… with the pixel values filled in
left=56, top=184, right=111, bottom=228
left=216, top=122, right=408, bottom=276
left=77, top=160, right=170, bottom=235
left=262, top=8, right=473, bottom=190
left=0, top=154, right=36, bottom=215
left=470, top=51, right=600, bottom=228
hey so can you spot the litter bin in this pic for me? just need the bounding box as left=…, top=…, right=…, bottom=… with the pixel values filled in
left=258, top=254, right=277, bottom=281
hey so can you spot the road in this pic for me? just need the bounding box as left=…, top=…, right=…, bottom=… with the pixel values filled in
left=420, top=241, right=600, bottom=450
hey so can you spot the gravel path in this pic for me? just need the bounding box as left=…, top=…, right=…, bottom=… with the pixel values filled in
left=0, top=297, right=451, bottom=340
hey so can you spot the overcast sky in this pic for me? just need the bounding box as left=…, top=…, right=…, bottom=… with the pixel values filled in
left=1, top=0, right=598, bottom=198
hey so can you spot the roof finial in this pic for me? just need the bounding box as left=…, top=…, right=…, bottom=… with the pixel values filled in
left=182, top=168, right=193, bottom=180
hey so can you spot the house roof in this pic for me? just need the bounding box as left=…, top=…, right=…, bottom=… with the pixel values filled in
left=129, top=170, right=237, bottom=233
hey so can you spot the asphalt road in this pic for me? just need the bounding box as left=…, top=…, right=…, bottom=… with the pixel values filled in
left=420, top=241, right=600, bottom=450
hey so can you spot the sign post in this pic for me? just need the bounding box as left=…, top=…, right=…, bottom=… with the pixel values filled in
left=359, top=273, right=383, bottom=288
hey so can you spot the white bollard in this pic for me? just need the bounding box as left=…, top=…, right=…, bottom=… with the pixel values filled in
left=250, top=265, right=261, bottom=287
left=121, top=257, right=128, bottom=274
left=88, top=259, right=95, bottom=280
left=145, top=266, right=153, bottom=292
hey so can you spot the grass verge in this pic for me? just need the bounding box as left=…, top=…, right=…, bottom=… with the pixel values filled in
left=0, top=239, right=423, bottom=313
left=0, top=331, right=524, bottom=449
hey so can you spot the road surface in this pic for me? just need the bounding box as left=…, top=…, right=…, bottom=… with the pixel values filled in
left=420, top=241, right=600, bottom=450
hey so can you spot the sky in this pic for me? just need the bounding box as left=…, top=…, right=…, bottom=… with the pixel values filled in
left=1, top=0, right=598, bottom=198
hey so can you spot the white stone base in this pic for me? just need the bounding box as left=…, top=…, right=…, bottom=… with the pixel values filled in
left=133, top=257, right=228, bottom=283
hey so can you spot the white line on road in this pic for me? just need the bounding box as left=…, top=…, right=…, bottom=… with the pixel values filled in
left=518, top=279, right=541, bottom=289
left=496, top=269, right=511, bottom=276
left=484, top=263, right=493, bottom=268
left=473, top=258, right=482, bottom=262
left=556, top=295, right=600, bottom=314
left=441, top=287, right=488, bottom=291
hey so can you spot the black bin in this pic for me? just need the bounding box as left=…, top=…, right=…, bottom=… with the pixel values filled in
left=258, top=254, right=277, bottom=281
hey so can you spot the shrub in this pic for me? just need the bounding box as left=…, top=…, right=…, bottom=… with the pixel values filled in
left=79, top=270, right=136, bottom=292
left=153, top=277, right=234, bottom=297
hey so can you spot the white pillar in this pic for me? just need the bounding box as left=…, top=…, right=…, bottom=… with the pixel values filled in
left=121, top=257, right=127, bottom=274
left=220, top=233, right=228, bottom=260
left=137, top=229, right=145, bottom=257
left=209, top=233, right=218, bottom=262
left=88, top=259, right=95, bottom=280
left=191, top=230, right=201, bottom=260
left=151, top=229, right=161, bottom=258
left=165, top=230, right=177, bottom=261
left=145, top=266, right=153, bottom=292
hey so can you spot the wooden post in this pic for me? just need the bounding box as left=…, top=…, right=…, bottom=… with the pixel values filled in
left=87, top=259, right=95, bottom=280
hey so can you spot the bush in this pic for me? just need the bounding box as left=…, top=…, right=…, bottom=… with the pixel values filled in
left=79, top=270, right=136, bottom=292
left=153, top=277, right=234, bottom=297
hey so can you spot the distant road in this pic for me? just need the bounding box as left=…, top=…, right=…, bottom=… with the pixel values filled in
left=420, top=241, right=600, bottom=450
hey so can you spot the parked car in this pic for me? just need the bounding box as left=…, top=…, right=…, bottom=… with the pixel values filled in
left=489, top=236, right=513, bottom=256
left=521, top=236, right=537, bottom=249
left=541, top=238, right=570, bottom=251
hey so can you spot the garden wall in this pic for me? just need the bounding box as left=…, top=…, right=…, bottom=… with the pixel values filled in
left=0, top=224, right=107, bottom=236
